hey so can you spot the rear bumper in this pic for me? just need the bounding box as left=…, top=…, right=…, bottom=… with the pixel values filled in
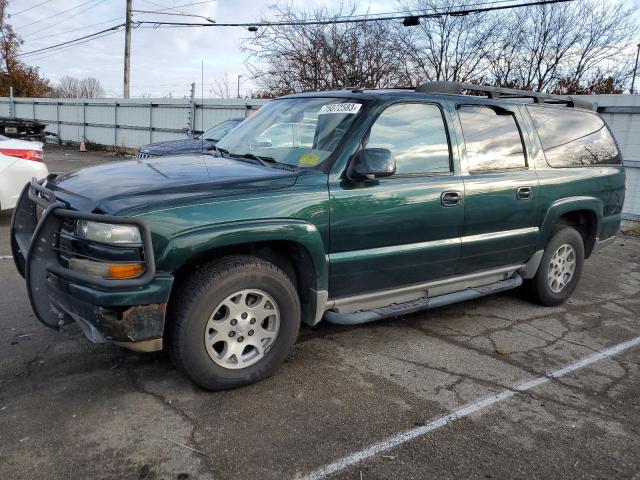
left=10, top=178, right=173, bottom=352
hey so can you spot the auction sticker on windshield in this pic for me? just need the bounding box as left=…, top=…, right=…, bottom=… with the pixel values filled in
left=318, top=103, right=362, bottom=114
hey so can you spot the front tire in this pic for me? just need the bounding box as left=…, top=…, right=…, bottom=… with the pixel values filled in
left=169, top=256, right=300, bottom=390
left=523, top=227, right=584, bottom=306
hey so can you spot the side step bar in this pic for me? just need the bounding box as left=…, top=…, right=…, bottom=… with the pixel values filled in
left=324, top=274, right=523, bottom=325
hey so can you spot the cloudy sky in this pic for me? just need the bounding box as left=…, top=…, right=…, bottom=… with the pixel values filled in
left=10, top=0, right=392, bottom=98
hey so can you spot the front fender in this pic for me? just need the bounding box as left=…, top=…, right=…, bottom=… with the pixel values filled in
left=156, top=219, right=329, bottom=292
left=537, top=196, right=603, bottom=251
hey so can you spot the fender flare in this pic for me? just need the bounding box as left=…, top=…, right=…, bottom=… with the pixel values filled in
left=156, top=218, right=329, bottom=293
left=537, top=196, right=603, bottom=252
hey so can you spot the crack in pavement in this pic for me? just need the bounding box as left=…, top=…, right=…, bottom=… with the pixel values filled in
left=409, top=323, right=636, bottom=415
left=125, top=367, right=230, bottom=480
left=386, top=352, right=631, bottom=425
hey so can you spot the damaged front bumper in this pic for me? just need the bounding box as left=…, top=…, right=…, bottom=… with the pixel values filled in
left=10, top=178, right=173, bottom=352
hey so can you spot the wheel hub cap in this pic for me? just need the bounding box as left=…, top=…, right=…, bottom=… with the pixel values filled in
left=204, top=289, right=280, bottom=369
left=547, top=243, right=576, bottom=294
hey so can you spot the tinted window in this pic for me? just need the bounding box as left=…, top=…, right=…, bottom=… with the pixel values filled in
left=365, top=103, right=450, bottom=175
left=528, top=107, right=620, bottom=167
left=459, top=106, right=526, bottom=171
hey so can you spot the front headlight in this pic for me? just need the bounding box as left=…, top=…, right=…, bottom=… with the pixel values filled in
left=75, top=220, right=142, bottom=245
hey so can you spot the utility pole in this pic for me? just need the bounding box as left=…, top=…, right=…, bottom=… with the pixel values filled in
left=237, top=74, right=243, bottom=98
left=123, top=0, right=132, bottom=98
left=632, top=43, right=640, bottom=94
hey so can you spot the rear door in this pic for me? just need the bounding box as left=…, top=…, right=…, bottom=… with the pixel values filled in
left=328, top=101, right=464, bottom=298
left=455, top=104, right=540, bottom=273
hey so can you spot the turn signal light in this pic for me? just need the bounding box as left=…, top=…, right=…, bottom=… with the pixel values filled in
left=69, top=258, right=145, bottom=279
left=108, top=263, right=146, bottom=279
left=0, top=148, right=44, bottom=162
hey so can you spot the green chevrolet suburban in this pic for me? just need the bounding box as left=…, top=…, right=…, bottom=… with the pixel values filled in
left=11, top=82, right=625, bottom=390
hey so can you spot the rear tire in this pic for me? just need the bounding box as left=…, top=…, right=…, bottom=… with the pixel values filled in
left=523, top=227, right=584, bottom=306
left=169, top=255, right=300, bottom=390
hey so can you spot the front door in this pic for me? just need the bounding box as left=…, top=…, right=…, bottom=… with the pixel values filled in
left=328, top=102, right=464, bottom=298
left=455, top=104, right=540, bottom=274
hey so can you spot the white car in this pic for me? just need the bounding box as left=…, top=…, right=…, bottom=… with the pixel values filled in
left=0, top=135, right=48, bottom=211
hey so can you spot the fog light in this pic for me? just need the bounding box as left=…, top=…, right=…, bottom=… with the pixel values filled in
left=69, top=259, right=145, bottom=279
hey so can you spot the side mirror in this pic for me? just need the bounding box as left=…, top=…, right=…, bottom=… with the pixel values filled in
left=347, top=148, right=396, bottom=181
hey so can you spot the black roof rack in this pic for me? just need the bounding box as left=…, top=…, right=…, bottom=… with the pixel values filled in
left=415, top=81, right=595, bottom=110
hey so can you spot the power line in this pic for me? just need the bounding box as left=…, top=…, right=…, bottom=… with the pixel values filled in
left=8, top=0, right=53, bottom=17
left=22, top=0, right=214, bottom=42
left=132, top=9, right=215, bottom=22
left=19, top=29, right=123, bottom=61
left=138, top=0, right=181, bottom=13
left=20, top=0, right=108, bottom=39
left=14, top=0, right=102, bottom=30
left=19, top=0, right=573, bottom=60
left=19, top=24, right=125, bottom=57
left=155, top=0, right=215, bottom=11
left=25, top=16, right=125, bottom=43
left=133, top=0, right=574, bottom=28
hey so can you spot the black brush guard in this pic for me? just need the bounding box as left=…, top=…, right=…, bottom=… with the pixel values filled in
left=10, top=178, right=157, bottom=330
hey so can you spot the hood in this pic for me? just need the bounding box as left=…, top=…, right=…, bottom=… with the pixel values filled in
left=138, top=138, right=215, bottom=156
left=48, top=154, right=298, bottom=214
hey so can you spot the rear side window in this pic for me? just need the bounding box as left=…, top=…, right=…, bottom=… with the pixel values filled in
left=458, top=106, right=526, bottom=172
left=528, top=107, right=621, bottom=167
left=365, top=103, right=451, bottom=175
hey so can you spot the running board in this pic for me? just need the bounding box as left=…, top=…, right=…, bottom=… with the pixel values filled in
left=324, top=274, right=523, bottom=325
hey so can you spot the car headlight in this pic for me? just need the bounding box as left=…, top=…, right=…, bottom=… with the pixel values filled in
left=75, top=220, right=142, bottom=245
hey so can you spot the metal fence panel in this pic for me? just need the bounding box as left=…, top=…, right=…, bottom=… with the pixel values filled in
left=0, top=97, right=267, bottom=149
left=581, top=95, right=640, bottom=223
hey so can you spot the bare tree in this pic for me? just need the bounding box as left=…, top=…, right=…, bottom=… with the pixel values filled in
left=242, top=0, right=638, bottom=96
left=209, top=73, right=232, bottom=98
left=51, top=76, right=105, bottom=98
left=482, top=0, right=638, bottom=92
left=243, top=3, right=405, bottom=96
left=393, top=0, right=495, bottom=85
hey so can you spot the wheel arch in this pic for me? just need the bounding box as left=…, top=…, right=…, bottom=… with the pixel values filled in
left=538, top=197, right=602, bottom=258
left=158, top=219, right=328, bottom=326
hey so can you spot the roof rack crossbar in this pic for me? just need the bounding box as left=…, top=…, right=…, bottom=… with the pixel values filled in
left=415, top=81, right=594, bottom=110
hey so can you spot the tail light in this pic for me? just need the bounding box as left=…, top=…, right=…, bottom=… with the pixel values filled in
left=0, top=148, right=44, bottom=162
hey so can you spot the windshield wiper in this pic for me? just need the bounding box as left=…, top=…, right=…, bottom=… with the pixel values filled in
left=213, top=145, right=230, bottom=157
left=242, top=153, right=299, bottom=171
left=240, top=153, right=277, bottom=167
left=215, top=149, right=297, bottom=170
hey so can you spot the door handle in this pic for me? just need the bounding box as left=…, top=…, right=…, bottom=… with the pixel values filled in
left=441, top=191, right=462, bottom=207
left=516, top=186, right=533, bottom=200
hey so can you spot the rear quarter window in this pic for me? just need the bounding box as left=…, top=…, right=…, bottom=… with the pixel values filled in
left=528, top=107, right=621, bottom=167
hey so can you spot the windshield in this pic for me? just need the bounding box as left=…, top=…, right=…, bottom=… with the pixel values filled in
left=199, top=119, right=242, bottom=141
left=216, top=97, right=365, bottom=169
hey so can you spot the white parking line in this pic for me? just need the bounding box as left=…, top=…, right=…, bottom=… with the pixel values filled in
left=301, top=335, right=640, bottom=480
left=0, top=256, right=13, bottom=260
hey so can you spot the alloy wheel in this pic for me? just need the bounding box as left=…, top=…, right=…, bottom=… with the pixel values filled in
left=547, top=243, right=577, bottom=294
left=204, top=289, right=280, bottom=369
